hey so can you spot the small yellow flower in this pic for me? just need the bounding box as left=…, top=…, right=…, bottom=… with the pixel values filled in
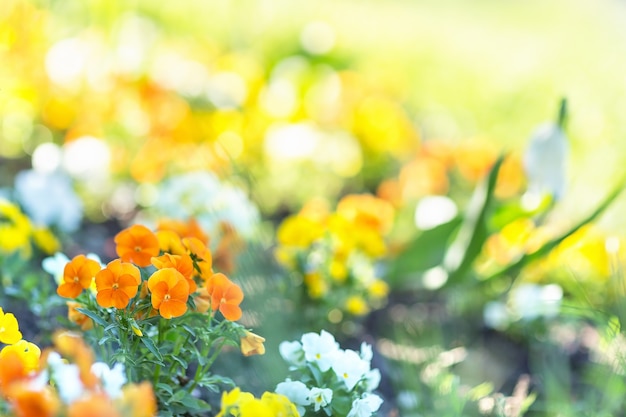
left=31, top=227, right=60, bottom=255
left=0, top=200, right=32, bottom=256
left=304, top=272, right=327, bottom=299
left=0, top=307, right=22, bottom=345
left=345, top=295, right=370, bottom=316
left=329, top=259, right=348, bottom=282
left=368, top=279, right=389, bottom=299
left=240, top=331, right=265, bottom=357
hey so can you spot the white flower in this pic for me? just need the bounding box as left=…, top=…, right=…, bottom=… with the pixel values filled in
left=308, top=387, right=333, bottom=411
left=510, top=283, right=563, bottom=321
left=483, top=301, right=510, bottom=330
left=42, top=252, right=70, bottom=284
left=279, top=340, right=305, bottom=366
left=523, top=122, right=568, bottom=200
left=90, top=362, right=126, bottom=399
left=347, top=393, right=383, bottom=417
left=47, top=352, right=84, bottom=403
left=331, top=349, right=369, bottom=391
left=363, top=368, right=381, bottom=392
left=360, top=342, right=373, bottom=362
left=276, top=380, right=311, bottom=415
left=43, top=252, right=104, bottom=285
left=15, top=170, right=83, bottom=232
left=149, top=171, right=260, bottom=238
left=301, top=330, right=339, bottom=372
left=414, top=196, right=458, bottom=230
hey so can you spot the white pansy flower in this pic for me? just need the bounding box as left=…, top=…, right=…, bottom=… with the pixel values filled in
left=276, top=380, right=311, bottom=415
left=308, top=387, right=333, bottom=411
left=15, top=170, right=83, bottom=233
left=363, top=368, right=381, bottom=392
left=360, top=342, right=373, bottom=362
left=279, top=340, right=305, bottom=366
left=301, top=330, right=340, bottom=372
left=42, top=252, right=70, bottom=284
left=148, top=171, right=260, bottom=238
left=347, top=393, right=383, bottom=417
left=90, top=362, right=126, bottom=399
left=523, top=122, right=568, bottom=201
left=331, top=349, right=369, bottom=391
left=47, top=352, right=84, bottom=403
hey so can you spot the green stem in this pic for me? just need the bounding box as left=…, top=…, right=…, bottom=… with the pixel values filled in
left=188, top=337, right=227, bottom=391
left=154, top=318, right=164, bottom=384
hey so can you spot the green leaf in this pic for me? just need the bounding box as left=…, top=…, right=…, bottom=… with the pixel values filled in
left=443, top=155, right=505, bottom=285
left=155, top=383, right=174, bottom=397
left=387, top=217, right=462, bottom=288
left=76, top=308, right=108, bottom=327
left=484, top=176, right=626, bottom=282
left=141, top=336, right=164, bottom=362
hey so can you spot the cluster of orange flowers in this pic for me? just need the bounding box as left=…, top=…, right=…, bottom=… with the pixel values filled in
left=0, top=311, right=156, bottom=417
left=57, top=219, right=244, bottom=322
left=377, top=140, right=525, bottom=207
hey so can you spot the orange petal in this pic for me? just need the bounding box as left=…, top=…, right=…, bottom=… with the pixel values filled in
left=159, top=300, right=187, bottom=319
left=57, top=282, right=83, bottom=299
left=219, top=303, right=242, bottom=321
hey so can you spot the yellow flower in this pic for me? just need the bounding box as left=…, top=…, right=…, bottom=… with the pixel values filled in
left=304, top=272, right=327, bottom=299
left=329, top=258, right=348, bottom=282
left=260, top=392, right=300, bottom=416
left=368, top=279, right=389, bottom=299
left=0, top=199, right=32, bottom=256
left=217, top=389, right=300, bottom=417
left=240, top=331, right=265, bottom=357
left=345, top=295, right=369, bottom=316
left=217, top=388, right=255, bottom=417
left=31, top=227, right=60, bottom=254
left=0, top=340, right=41, bottom=372
left=277, top=215, right=325, bottom=248
left=0, top=307, right=22, bottom=344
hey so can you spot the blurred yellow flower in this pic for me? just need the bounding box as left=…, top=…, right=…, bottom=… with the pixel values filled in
left=0, top=199, right=32, bottom=256
left=345, top=295, right=370, bottom=316
left=304, top=272, right=327, bottom=299
left=277, top=215, right=325, bottom=248
left=0, top=340, right=41, bottom=372
left=31, top=227, right=61, bottom=254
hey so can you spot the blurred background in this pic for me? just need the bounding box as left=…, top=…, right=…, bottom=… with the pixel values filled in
left=2, top=0, right=626, bottom=224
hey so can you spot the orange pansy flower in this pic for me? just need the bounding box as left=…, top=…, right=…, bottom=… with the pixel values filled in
left=119, top=382, right=158, bottom=417
left=95, top=260, right=141, bottom=309
left=157, top=217, right=209, bottom=245
left=9, top=385, right=60, bottom=417
left=68, top=393, right=121, bottom=417
left=0, top=350, right=28, bottom=395
left=67, top=302, right=93, bottom=331
left=148, top=268, right=190, bottom=319
left=151, top=253, right=196, bottom=293
left=57, top=255, right=102, bottom=299
left=183, top=237, right=213, bottom=279
left=114, top=225, right=160, bottom=267
left=205, top=273, right=243, bottom=321
left=155, top=230, right=186, bottom=255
